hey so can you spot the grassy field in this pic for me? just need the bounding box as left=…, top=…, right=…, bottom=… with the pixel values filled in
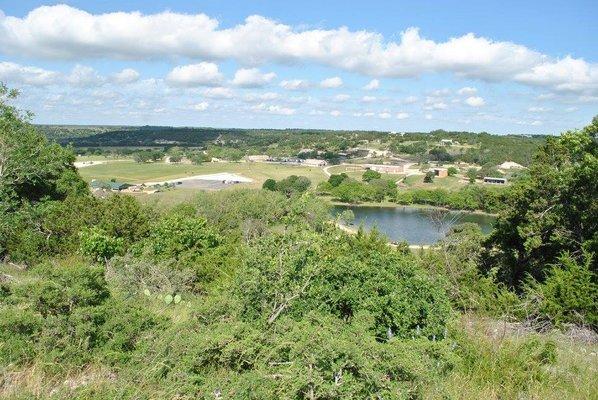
left=78, top=160, right=329, bottom=189
left=403, top=174, right=466, bottom=190
left=75, top=155, right=119, bottom=162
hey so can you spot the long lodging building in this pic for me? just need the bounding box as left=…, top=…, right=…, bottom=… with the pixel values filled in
left=302, top=159, right=328, bottom=167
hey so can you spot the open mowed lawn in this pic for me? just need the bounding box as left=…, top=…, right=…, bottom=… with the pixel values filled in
left=78, top=161, right=329, bottom=188
left=403, top=174, right=466, bottom=190
left=75, top=155, right=116, bottom=162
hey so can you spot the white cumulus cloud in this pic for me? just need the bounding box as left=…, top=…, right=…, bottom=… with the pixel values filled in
left=457, top=86, right=477, bottom=95
left=166, top=63, right=223, bottom=87
left=464, top=96, right=485, bottom=107
left=424, top=97, right=448, bottom=110
left=280, top=79, right=310, bottom=90
left=334, top=94, right=351, bottom=102
left=232, top=68, right=276, bottom=87
left=252, top=103, right=295, bottom=115
left=0, top=61, right=60, bottom=85
left=67, top=64, right=105, bottom=87
left=528, top=106, right=549, bottom=112
left=203, top=87, right=234, bottom=99
left=363, top=79, right=380, bottom=90
left=0, top=5, right=595, bottom=94
left=111, top=68, right=139, bottom=84
left=515, top=56, right=598, bottom=94
left=191, top=102, right=209, bottom=111
left=396, top=112, right=409, bottom=119
left=320, top=76, right=343, bottom=88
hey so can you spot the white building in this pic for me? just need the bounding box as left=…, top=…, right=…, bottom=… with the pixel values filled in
left=302, top=159, right=328, bottom=167
left=366, top=164, right=404, bottom=174
left=498, top=161, right=524, bottom=170
left=246, top=155, right=271, bottom=162
left=484, top=177, right=507, bottom=184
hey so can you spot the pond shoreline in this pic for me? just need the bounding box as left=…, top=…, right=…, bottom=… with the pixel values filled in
left=326, top=198, right=498, bottom=217
left=335, top=222, right=432, bottom=250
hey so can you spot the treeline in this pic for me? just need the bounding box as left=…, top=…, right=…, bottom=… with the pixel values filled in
left=390, top=133, right=545, bottom=166
left=36, top=124, right=134, bottom=140
left=317, top=171, right=507, bottom=213
left=317, top=171, right=398, bottom=203
left=44, top=124, right=546, bottom=166
left=393, top=186, right=506, bottom=213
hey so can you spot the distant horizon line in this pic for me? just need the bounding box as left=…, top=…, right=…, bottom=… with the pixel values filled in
left=35, top=123, right=552, bottom=137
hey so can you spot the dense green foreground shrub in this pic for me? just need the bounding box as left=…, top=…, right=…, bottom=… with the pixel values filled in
left=236, top=228, right=451, bottom=339
left=524, top=252, right=598, bottom=329
left=3, top=259, right=588, bottom=400
left=0, top=259, right=164, bottom=369
left=0, top=226, right=456, bottom=398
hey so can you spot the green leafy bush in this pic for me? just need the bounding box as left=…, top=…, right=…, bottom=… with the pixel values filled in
left=1, top=259, right=164, bottom=369
left=0, top=308, right=43, bottom=364
left=362, top=169, right=382, bottom=182
left=79, top=226, right=124, bottom=261
left=96, top=194, right=151, bottom=245
left=424, top=171, right=435, bottom=183
left=18, top=262, right=109, bottom=317
left=394, top=185, right=505, bottom=213
left=137, top=212, right=220, bottom=261
left=236, top=228, right=452, bottom=339
left=525, top=252, right=597, bottom=328
left=328, top=172, right=348, bottom=187
left=262, top=178, right=277, bottom=191
left=484, top=118, right=597, bottom=288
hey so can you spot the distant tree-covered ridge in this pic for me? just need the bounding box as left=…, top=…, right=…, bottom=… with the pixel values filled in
left=40, top=124, right=547, bottom=166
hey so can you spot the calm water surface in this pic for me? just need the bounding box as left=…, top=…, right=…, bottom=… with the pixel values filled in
left=333, top=205, right=496, bottom=245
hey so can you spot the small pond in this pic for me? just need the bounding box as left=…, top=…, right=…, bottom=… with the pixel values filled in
left=333, top=205, right=496, bottom=245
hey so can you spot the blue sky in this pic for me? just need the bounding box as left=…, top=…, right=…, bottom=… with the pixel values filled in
left=0, top=1, right=596, bottom=134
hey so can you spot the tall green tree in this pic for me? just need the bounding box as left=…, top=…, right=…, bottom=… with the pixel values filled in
left=0, top=83, right=86, bottom=211
left=484, top=117, right=598, bottom=287
left=0, top=83, right=88, bottom=260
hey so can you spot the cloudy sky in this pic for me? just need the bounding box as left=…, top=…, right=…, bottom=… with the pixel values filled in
left=0, top=1, right=596, bottom=134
